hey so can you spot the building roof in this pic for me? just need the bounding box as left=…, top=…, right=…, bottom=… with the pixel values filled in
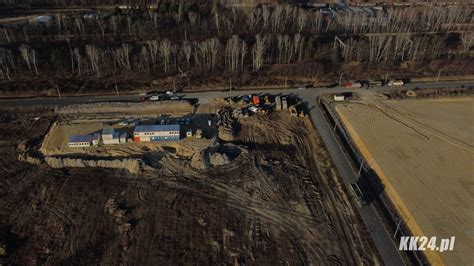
left=102, top=127, right=114, bottom=135
left=113, top=132, right=120, bottom=139
left=134, top=124, right=180, bottom=133
left=69, top=134, right=92, bottom=143
left=92, top=133, right=101, bottom=140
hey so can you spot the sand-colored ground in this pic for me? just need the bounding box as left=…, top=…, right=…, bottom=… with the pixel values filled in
left=335, top=97, right=473, bottom=265
left=40, top=121, right=214, bottom=158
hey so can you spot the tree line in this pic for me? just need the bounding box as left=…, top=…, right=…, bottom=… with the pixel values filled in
left=0, top=3, right=472, bottom=81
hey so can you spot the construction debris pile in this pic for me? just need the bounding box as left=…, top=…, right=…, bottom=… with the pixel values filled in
left=217, top=108, right=239, bottom=142
left=191, top=144, right=246, bottom=170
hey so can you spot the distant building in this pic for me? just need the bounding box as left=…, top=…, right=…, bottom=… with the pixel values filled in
left=133, top=125, right=180, bottom=142
left=102, top=127, right=120, bottom=145
left=68, top=135, right=92, bottom=147
left=91, top=133, right=101, bottom=146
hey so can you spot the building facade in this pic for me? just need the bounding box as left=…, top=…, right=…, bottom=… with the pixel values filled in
left=68, top=135, right=92, bottom=147
left=133, top=125, right=180, bottom=142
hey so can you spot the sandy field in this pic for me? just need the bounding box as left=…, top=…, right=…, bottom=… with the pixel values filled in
left=335, top=97, right=474, bottom=265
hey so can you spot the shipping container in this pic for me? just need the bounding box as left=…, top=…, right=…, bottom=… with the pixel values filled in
left=334, top=95, right=345, bottom=101
left=252, top=95, right=260, bottom=105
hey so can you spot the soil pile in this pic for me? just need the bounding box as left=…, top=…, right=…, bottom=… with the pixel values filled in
left=217, top=108, right=239, bottom=142
left=45, top=156, right=146, bottom=173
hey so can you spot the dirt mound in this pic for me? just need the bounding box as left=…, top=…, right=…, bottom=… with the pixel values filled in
left=191, top=144, right=245, bottom=170
left=44, top=156, right=146, bottom=173
left=55, top=100, right=192, bottom=115
left=217, top=108, right=240, bottom=142
left=209, top=152, right=230, bottom=166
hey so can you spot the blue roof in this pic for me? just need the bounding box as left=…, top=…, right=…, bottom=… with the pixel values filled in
left=69, top=134, right=92, bottom=143
left=134, top=124, right=180, bottom=133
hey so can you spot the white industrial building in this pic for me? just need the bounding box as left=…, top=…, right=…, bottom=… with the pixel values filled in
left=91, top=133, right=101, bottom=146
left=68, top=135, right=92, bottom=147
left=102, top=127, right=120, bottom=145
left=133, top=125, right=180, bottom=142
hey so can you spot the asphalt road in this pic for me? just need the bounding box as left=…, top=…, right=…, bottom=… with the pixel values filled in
left=0, top=80, right=472, bottom=107
left=307, top=99, right=405, bottom=265
left=1, top=80, right=472, bottom=265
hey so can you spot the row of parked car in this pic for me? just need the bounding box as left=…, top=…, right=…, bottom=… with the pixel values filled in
left=139, top=90, right=182, bottom=101
left=156, top=118, right=192, bottom=125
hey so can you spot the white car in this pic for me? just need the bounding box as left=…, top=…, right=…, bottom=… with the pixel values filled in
left=248, top=106, right=259, bottom=113
left=118, top=121, right=128, bottom=126
left=150, top=95, right=160, bottom=101
left=166, top=90, right=174, bottom=95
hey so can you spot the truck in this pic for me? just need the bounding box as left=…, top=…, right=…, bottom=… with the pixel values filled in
left=281, top=97, right=288, bottom=109
left=333, top=94, right=345, bottom=101
left=388, top=80, right=404, bottom=86
left=345, top=82, right=362, bottom=89
left=275, top=96, right=282, bottom=110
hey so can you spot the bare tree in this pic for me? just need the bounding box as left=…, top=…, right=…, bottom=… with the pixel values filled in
left=86, top=45, right=101, bottom=77
left=159, top=39, right=172, bottom=73
left=19, top=45, right=38, bottom=75
left=146, top=40, right=159, bottom=72
left=252, top=34, right=268, bottom=72
left=461, top=32, right=474, bottom=56
left=73, top=47, right=82, bottom=75
left=182, top=41, right=192, bottom=70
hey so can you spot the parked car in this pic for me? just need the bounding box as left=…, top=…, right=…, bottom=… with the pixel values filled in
left=248, top=106, right=259, bottom=113
left=150, top=95, right=160, bottom=101
left=118, top=121, right=128, bottom=126
left=170, top=95, right=181, bottom=100
left=388, top=80, right=404, bottom=86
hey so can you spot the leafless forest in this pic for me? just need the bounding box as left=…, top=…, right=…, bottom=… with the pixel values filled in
left=0, top=1, right=473, bottom=94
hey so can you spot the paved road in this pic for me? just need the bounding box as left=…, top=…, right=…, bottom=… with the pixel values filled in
left=0, top=80, right=472, bottom=107
left=307, top=99, right=405, bottom=265
left=1, top=80, right=472, bottom=265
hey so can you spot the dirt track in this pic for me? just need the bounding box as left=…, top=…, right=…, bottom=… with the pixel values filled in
left=0, top=107, right=378, bottom=264
left=335, top=97, right=474, bottom=265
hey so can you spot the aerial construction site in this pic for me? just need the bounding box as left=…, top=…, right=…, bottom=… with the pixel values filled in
left=0, top=93, right=381, bottom=264
left=0, top=0, right=473, bottom=264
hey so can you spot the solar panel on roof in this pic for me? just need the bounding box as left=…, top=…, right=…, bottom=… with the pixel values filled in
left=134, top=124, right=180, bottom=133
left=69, top=135, right=93, bottom=143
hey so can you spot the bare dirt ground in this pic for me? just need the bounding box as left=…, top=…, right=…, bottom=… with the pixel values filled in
left=0, top=102, right=379, bottom=264
left=335, top=96, right=474, bottom=265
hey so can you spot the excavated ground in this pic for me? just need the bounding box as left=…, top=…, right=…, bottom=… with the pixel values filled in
left=0, top=105, right=379, bottom=265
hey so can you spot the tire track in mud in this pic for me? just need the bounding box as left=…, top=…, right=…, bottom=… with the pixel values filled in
left=297, top=119, right=359, bottom=265
left=361, top=99, right=473, bottom=152
left=158, top=153, right=336, bottom=263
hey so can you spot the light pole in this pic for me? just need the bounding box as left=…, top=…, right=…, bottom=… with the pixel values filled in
left=56, top=84, right=61, bottom=98
left=437, top=69, right=442, bottom=83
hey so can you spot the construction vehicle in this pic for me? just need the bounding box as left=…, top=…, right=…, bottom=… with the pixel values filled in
left=289, top=105, right=298, bottom=117
left=263, top=95, right=271, bottom=105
